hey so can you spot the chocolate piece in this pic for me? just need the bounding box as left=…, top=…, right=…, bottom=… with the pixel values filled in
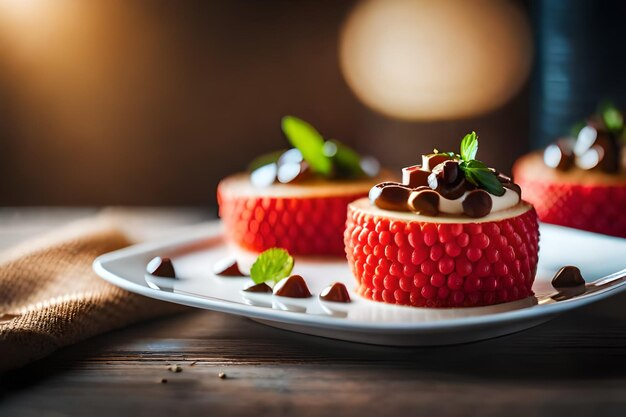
left=592, top=132, right=619, bottom=172
left=576, top=145, right=604, bottom=170
left=319, top=282, right=351, bottom=303
left=213, top=258, right=245, bottom=276
left=275, top=149, right=310, bottom=183
left=408, top=189, right=439, bottom=216
left=422, top=153, right=453, bottom=171
left=432, top=160, right=459, bottom=184
left=243, top=282, right=273, bottom=293
left=401, top=165, right=430, bottom=188
left=250, top=163, right=277, bottom=187
left=368, top=182, right=396, bottom=202
left=273, top=275, right=312, bottom=298
left=462, top=190, right=492, bottom=218
left=503, top=182, right=522, bottom=197
left=551, top=266, right=586, bottom=289
left=574, top=125, right=598, bottom=156
left=146, top=256, right=176, bottom=278
left=428, top=171, right=467, bottom=200
left=370, top=183, right=411, bottom=211
left=544, top=139, right=575, bottom=171
left=573, top=126, right=620, bottom=172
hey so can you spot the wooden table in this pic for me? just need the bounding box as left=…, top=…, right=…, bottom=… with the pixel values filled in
left=1, top=209, right=625, bottom=416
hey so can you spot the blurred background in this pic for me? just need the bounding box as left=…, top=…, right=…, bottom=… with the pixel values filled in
left=0, top=0, right=624, bottom=206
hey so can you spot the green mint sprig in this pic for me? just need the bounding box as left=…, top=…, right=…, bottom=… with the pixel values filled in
left=599, top=101, right=624, bottom=136
left=281, top=116, right=333, bottom=176
left=249, top=248, right=294, bottom=285
left=456, top=131, right=505, bottom=196
left=281, top=116, right=367, bottom=178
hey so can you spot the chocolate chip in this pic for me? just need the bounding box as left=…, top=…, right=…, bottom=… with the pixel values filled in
left=427, top=171, right=467, bottom=200
left=591, top=133, right=619, bottom=172
left=273, top=275, right=312, bottom=298
left=408, top=189, right=439, bottom=216
left=544, top=140, right=574, bottom=170
left=370, top=183, right=411, bottom=211
left=147, top=257, right=176, bottom=278
left=422, top=153, right=452, bottom=171
left=575, top=145, right=604, bottom=170
left=401, top=165, right=430, bottom=188
left=462, top=190, right=492, bottom=218
left=431, top=160, right=459, bottom=184
left=243, top=282, right=273, bottom=293
left=213, top=258, right=245, bottom=276
left=319, top=282, right=351, bottom=303
left=551, top=266, right=586, bottom=289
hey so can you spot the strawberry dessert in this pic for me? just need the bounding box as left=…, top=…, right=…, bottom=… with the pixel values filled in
left=218, top=116, right=388, bottom=256
left=514, top=103, right=626, bottom=238
left=345, top=132, right=539, bottom=308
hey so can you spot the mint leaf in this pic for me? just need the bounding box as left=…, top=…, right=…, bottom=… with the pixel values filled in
left=600, top=102, right=624, bottom=135
left=460, top=131, right=478, bottom=161
left=460, top=160, right=505, bottom=196
left=249, top=248, right=294, bottom=285
left=281, top=116, right=333, bottom=176
left=323, top=140, right=365, bottom=178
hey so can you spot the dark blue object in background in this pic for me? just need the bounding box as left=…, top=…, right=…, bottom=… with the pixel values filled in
left=531, top=0, right=626, bottom=148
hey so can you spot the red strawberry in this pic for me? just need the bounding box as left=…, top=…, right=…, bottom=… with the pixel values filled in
left=218, top=173, right=382, bottom=256
left=344, top=198, right=539, bottom=308
left=514, top=153, right=626, bottom=238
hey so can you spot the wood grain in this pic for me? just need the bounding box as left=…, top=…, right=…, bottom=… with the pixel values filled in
left=1, top=209, right=625, bottom=416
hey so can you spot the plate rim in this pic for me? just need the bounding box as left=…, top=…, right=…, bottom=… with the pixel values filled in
left=93, top=221, right=626, bottom=334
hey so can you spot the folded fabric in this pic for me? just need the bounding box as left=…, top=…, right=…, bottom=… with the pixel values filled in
left=0, top=220, right=186, bottom=372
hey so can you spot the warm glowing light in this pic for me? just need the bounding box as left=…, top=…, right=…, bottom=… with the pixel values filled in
left=0, top=0, right=51, bottom=24
left=339, top=0, right=533, bottom=121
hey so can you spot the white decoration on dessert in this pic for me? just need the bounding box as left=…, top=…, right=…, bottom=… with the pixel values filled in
left=352, top=198, right=532, bottom=224
left=438, top=188, right=520, bottom=215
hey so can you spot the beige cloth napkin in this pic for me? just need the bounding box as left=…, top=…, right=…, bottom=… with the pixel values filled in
left=0, top=220, right=186, bottom=372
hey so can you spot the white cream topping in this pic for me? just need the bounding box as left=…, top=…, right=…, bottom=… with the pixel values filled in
left=438, top=188, right=520, bottom=215
left=352, top=198, right=532, bottom=224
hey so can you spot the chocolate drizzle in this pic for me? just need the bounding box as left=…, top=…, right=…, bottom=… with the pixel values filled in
left=369, top=153, right=520, bottom=218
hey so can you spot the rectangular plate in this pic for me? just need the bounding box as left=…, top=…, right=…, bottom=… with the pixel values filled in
left=94, top=222, right=626, bottom=346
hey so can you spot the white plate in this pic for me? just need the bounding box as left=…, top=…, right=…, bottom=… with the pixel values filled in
left=93, top=222, right=626, bottom=346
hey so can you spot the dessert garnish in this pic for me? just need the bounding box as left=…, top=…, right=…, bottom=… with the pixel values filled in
left=213, top=258, right=245, bottom=277
left=249, top=248, right=294, bottom=285
left=146, top=257, right=176, bottom=278
left=319, top=282, right=351, bottom=303
left=370, top=132, right=520, bottom=218
left=543, top=102, right=624, bottom=173
left=243, top=282, right=273, bottom=293
left=249, top=116, right=380, bottom=187
left=551, top=266, right=586, bottom=290
left=273, top=275, right=312, bottom=298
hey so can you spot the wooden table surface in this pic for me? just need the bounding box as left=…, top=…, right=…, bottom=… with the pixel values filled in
left=1, top=209, right=625, bottom=417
